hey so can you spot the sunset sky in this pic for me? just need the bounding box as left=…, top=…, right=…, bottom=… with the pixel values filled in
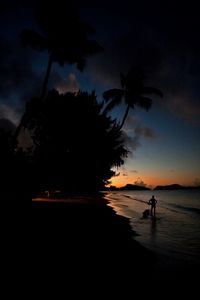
left=0, top=0, right=200, bottom=188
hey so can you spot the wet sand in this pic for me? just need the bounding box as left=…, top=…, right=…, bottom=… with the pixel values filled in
left=32, top=195, right=155, bottom=286
left=31, top=194, right=198, bottom=293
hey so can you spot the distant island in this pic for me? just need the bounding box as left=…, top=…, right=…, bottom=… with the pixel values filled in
left=154, top=184, right=200, bottom=190
left=106, top=184, right=150, bottom=191
left=105, top=183, right=200, bottom=191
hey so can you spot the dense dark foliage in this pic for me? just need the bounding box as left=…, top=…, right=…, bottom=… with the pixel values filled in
left=25, top=90, right=127, bottom=193
left=0, top=128, right=32, bottom=202
left=15, top=1, right=102, bottom=139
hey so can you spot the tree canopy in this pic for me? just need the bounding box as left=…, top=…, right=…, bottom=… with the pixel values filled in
left=25, top=90, right=128, bottom=193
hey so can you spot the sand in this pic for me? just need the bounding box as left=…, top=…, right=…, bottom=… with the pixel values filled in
left=32, top=195, right=155, bottom=285
left=31, top=194, right=198, bottom=293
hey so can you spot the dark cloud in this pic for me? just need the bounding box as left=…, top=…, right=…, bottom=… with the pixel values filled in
left=130, top=170, right=138, bottom=173
left=0, top=37, right=42, bottom=120
left=0, top=0, right=199, bottom=126
left=0, top=104, right=20, bottom=124
left=121, top=131, right=140, bottom=154
left=123, top=115, right=138, bottom=132
left=135, top=126, right=157, bottom=139
left=0, top=118, right=16, bottom=132
left=122, top=121, right=157, bottom=154
left=51, top=73, right=79, bottom=94
left=83, top=0, right=200, bottom=124
left=121, top=113, right=157, bottom=154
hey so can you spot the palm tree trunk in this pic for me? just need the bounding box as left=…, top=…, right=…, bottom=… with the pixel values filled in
left=13, top=114, right=26, bottom=141
left=40, top=53, right=53, bottom=99
left=119, top=105, right=130, bottom=130
left=14, top=54, right=53, bottom=141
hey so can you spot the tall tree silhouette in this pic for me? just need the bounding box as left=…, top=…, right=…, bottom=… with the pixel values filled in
left=26, top=90, right=127, bottom=193
left=103, top=68, right=163, bottom=130
left=15, top=1, right=102, bottom=139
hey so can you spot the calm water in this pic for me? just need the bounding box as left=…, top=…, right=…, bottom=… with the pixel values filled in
left=105, top=190, right=200, bottom=266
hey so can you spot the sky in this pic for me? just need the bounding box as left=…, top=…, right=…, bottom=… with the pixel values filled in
left=0, top=0, right=200, bottom=188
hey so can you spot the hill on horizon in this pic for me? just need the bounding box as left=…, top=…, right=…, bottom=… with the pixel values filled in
left=107, top=184, right=150, bottom=191
left=154, top=184, right=200, bottom=190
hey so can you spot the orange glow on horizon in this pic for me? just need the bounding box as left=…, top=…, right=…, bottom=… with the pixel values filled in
left=110, top=173, right=194, bottom=188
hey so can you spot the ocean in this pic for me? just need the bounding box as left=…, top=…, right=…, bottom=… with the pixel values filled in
left=105, top=190, right=200, bottom=269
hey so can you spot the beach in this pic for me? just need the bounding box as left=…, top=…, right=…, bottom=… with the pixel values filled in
left=32, top=194, right=156, bottom=288
left=106, top=190, right=200, bottom=282
left=31, top=192, right=199, bottom=294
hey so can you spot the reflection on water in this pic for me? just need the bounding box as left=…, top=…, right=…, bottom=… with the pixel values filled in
left=105, top=190, right=200, bottom=264
left=150, top=217, right=157, bottom=244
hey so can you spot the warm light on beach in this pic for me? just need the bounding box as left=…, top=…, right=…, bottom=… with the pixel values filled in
left=110, top=168, right=198, bottom=188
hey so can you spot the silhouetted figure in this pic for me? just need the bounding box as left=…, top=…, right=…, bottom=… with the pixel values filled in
left=148, top=195, right=157, bottom=217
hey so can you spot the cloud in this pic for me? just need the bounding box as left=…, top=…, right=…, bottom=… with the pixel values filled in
left=121, top=116, right=157, bottom=154
left=165, top=93, right=200, bottom=125
left=0, top=37, right=42, bottom=113
left=0, top=118, right=16, bottom=132
left=124, top=115, right=157, bottom=139
left=121, top=131, right=140, bottom=153
left=83, top=0, right=200, bottom=124
left=0, top=104, right=20, bottom=124
left=52, top=73, right=79, bottom=94
left=154, top=61, right=200, bottom=124
left=130, top=170, right=138, bottom=173
left=135, top=126, right=157, bottom=139
left=123, top=115, right=139, bottom=132
left=134, top=177, right=147, bottom=187
left=1, top=0, right=199, bottom=126
left=121, top=125, right=157, bottom=154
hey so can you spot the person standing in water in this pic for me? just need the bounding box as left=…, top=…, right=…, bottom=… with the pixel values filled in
left=148, top=195, right=157, bottom=217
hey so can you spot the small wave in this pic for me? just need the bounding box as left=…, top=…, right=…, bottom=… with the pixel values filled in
left=170, top=203, right=200, bottom=215
left=123, top=194, right=147, bottom=204
left=109, top=192, right=200, bottom=216
left=163, top=206, right=187, bottom=215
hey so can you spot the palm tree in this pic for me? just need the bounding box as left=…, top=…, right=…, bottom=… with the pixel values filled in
left=14, top=2, right=103, bottom=139
left=103, top=68, right=163, bottom=130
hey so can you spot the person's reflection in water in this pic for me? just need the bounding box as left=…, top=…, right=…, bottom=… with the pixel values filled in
left=150, top=217, right=157, bottom=243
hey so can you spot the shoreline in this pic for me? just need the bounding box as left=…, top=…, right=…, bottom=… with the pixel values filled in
left=32, top=194, right=156, bottom=283
left=106, top=190, right=200, bottom=283
left=31, top=193, right=199, bottom=286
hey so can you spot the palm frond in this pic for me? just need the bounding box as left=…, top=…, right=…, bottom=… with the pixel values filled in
left=136, top=96, right=152, bottom=111
left=103, top=89, right=124, bottom=102
left=84, top=40, right=104, bottom=55
left=120, top=72, right=126, bottom=88
left=103, top=99, right=120, bottom=115
left=20, top=29, right=47, bottom=51
left=80, top=21, right=96, bottom=34
left=142, top=87, right=163, bottom=97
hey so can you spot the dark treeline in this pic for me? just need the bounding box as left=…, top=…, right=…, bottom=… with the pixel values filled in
left=25, top=90, right=128, bottom=194
left=0, top=90, right=128, bottom=198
